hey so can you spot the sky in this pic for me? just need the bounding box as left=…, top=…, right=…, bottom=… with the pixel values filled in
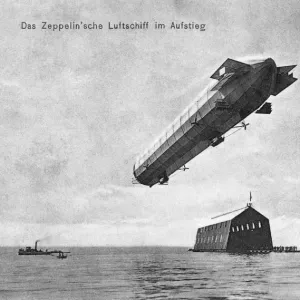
left=1, top=0, right=300, bottom=247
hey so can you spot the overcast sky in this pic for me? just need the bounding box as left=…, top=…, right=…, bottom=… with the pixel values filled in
left=1, top=0, right=300, bottom=247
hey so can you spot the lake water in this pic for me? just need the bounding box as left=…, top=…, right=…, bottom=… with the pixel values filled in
left=0, top=247, right=299, bottom=299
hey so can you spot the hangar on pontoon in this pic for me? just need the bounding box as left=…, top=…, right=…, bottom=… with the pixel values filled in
left=193, top=203, right=273, bottom=253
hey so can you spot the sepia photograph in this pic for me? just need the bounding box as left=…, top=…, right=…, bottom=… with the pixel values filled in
left=1, top=0, right=299, bottom=299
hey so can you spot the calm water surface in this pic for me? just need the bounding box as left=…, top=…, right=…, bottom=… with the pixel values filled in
left=0, top=247, right=299, bottom=300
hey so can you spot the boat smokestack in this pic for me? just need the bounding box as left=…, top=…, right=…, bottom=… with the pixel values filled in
left=35, top=240, right=39, bottom=251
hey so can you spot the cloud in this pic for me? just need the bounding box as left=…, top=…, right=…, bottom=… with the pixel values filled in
left=271, top=216, right=300, bottom=246
left=284, top=176, right=300, bottom=184
left=0, top=0, right=299, bottom=246
left=0, top=79, right=22, bottom=88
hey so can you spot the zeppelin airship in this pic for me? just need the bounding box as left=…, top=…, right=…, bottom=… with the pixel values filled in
left=133, top=58, right=297, bottom=187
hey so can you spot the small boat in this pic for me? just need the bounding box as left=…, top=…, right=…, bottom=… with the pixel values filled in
left=18, top=240, right=70, bottom=257
left=57, top=251, right=67, bottom=259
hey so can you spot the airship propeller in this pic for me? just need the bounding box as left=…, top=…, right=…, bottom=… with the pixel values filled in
left=224, top=121, right=250, bottom=139
left=233, top=121, right=249, bottom=130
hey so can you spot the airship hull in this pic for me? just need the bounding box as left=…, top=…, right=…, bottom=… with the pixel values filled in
left=134, top=58, right=297, bottom=187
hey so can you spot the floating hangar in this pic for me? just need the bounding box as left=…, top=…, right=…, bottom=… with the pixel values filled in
left=193, top=202, right=273, bottom=253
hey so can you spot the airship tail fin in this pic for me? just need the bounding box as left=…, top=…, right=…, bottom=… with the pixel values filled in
left=210, top=58, right=251, bottom=80
left=271, top=65, right=297, bottom=96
